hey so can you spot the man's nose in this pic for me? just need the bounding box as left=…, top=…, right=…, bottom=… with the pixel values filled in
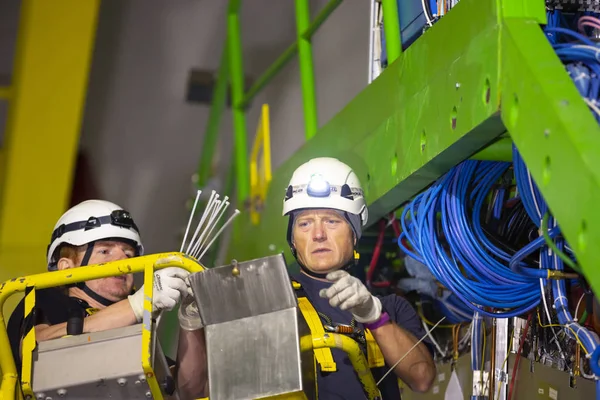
left=312, top=222, right=327, bottom=241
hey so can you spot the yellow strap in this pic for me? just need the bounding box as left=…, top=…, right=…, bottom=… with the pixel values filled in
left=294, top=280, right=386, bottom=371
left=297, top=297, right=337, bottom=372
left=364, top=329, right=385, bottom=368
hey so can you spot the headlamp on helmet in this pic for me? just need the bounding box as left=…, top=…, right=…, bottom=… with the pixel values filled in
left=306, top=174, right=331, bottom=197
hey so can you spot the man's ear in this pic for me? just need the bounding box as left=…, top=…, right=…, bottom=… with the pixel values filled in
left=57, top=257, right=76, bottom=271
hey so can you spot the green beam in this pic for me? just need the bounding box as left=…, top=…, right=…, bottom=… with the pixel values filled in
left=238, top=0, right=343, bottom=110
left=227, top=4, right=250, bottom=204
left=197, top=45, right=229, bottom=188
left=301, top=0, right=343, bottom=40
left=501, top=18, right=600, bottom=296
left=470, top=137, right=512, bottom=162
left=381, top=0, right=402, bottom=63
left=228, top=0, right=504, bottom=261
left=295, top=0, right=319, bottom=140
left=239, top=42, right=298, bottom=110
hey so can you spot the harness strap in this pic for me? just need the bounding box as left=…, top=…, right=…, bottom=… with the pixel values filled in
left=293, top=280, right=337, bottom=372
left=292, top=280, right=386, bottom=370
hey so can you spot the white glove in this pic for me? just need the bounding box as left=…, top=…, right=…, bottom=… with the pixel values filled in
left=319, top=270, right=383, bottom=323
left=128, top=267, right=191, bottom=323
left=178, top=294, right=203, bottom=331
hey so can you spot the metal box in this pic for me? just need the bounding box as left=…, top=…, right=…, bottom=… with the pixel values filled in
left=189, top=254, right=316, bottom=400
left=31, top=324, right=175, bottom=399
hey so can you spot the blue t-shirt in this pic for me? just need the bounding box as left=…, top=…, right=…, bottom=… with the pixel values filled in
left=292, top=272, right=432, bottom=400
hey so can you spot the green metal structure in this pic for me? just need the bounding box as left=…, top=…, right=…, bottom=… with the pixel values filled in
left=201, top=0, right=600, bottom=298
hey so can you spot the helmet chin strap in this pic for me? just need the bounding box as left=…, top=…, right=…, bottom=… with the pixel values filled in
left=75, top=242, right=117, bottom=307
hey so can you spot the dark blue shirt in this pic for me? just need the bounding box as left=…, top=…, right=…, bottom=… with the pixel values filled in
left=292, top=272, right=432, bottom=400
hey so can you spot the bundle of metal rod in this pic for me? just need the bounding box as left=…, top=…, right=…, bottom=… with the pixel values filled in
left=181, top=189, right=241, bottom=262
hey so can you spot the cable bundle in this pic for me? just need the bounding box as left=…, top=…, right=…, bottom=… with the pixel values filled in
left=513, top=147, right=600, bottom=376
left=398, top=160, right=541, bottom=318
left=545, top=12, right=600, bottom=121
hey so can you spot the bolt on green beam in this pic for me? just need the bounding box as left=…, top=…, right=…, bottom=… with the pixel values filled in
left=295, top=0, right=319, bottom=140
left=227, top=7, right=249, bottom=203
left=381, top=0, right=402, bottom=64
left=197, top=45, right=229, bottom=188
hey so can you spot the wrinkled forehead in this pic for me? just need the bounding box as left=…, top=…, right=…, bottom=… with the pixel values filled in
left=294, top=208, right=345, bottom=220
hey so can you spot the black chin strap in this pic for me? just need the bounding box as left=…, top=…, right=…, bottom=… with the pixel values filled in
left=75, top=242, right=117, bottom=307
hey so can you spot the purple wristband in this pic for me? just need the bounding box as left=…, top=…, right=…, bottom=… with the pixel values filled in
left=364, top=312, right=391, bottom=331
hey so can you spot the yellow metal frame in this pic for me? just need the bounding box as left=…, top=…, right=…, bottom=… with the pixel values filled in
left=0, top=0, right=101, bottom=324
left=307, top=334, right=382, bottom=400
left=0, top=252, right=204, bottom=400
left=249, top=104, right=272, bottom=225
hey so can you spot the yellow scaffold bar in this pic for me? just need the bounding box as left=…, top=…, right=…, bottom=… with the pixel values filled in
left=0, top=252, right=204, bottom=400
left=0, top=0, right=101, bottom=300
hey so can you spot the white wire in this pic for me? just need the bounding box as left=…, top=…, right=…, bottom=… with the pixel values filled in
left=180, top=190, right=201, bottom=252
left=421, top=319, right=447, bottom=357
left=197, top=210, right=241, bottom=260
left=189, top=198, right=222, bottom=257
left=539, top=256, right=566, bottom=359
left=421, top=0, right=433, bottom=26
left=192, top=199, right=230, bottom=259
left=193, top=198, right=229, bottom=255
left=584, top=97, right=600, bottom=117
left=574, top=292, right=586, bottom=321
left=185, top=191, right=217, bottom=254
left=376, top=316, right=446, bottom=386
left=186, top=191, right=218, bottom=255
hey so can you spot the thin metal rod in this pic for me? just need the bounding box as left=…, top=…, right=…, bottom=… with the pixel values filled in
left=295, top=0, right=318, bottom=140
left=381, top=0, right=402, bottom=64
left=197, top=46, right=229, bottom=188
left=301, top=0, right=342, bottom=40
left=238, top=0, right=342, bottom=110
left=227, top=5, right=250, bottom=203
left=238, top=43, right=298, bottom=109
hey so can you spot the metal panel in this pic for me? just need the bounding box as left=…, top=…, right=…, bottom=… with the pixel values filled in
left=31, top=324, right=176, bottom=399
left=205, top=308, right=314, bottom=400
left=189, top=254, right=296, bottom=325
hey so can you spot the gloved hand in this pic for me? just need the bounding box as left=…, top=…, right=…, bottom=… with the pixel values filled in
left=128, top=267, right=191, bottom=323
left=319, top=270, right=382, bottom=324
left=178, top=294, right=203, bottom=331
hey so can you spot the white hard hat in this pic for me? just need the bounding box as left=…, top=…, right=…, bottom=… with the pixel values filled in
left=282, top=157, right=368, bottom=226
left=47, top=200, right=144, bottom=270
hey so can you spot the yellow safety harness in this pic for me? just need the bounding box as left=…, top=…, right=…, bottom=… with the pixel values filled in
left=292, top=280, right=386, bottom=371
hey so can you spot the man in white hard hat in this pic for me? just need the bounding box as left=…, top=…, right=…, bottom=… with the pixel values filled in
left=283, top=157, right=435, bottom=399
left=7, top=200, right=207, bottom=398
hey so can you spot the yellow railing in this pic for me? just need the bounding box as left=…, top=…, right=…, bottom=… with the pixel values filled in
left=0, top=253, right=381, bottom=399
left=250, top=104, right=273, bottom=225
left=0, top=252, right=205, bottom=400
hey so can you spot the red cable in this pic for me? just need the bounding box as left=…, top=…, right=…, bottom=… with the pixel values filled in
left=507, top=314, right=532, bottom=400
left=367, top=220, right=387, bottom=287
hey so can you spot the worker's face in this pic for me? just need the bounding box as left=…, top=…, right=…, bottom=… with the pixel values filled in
left=292, top=209, right=355, bottom=275
left=59, top=240, right=136, bottom=302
